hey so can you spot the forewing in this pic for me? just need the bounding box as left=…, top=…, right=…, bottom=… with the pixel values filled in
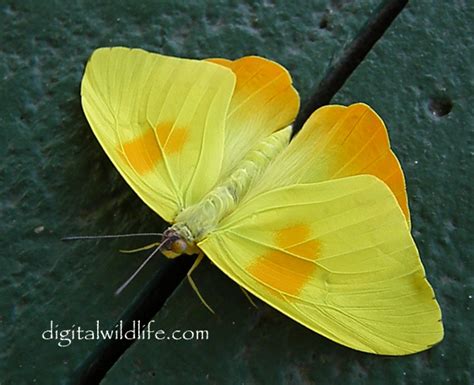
left=81, top=47, right=235, bottom=221
left=206, top=56, right=299, bottom=177
left=198, top=175, right=443, bottom=355
left=253, top=103, right=410, bottom=224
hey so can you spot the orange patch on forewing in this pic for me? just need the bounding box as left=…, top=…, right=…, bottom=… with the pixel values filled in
left=122, top=129, right=162, bottom=174
left=156, top=121, right=173, bottom=145
left=156, top=122, right=188, bottom=155
left=275, top=224, right=311, bottom=248
left=248, top=251, right=316, bottom=296
left=165, top=127, right=188, bottom=154
left=120, top=122, right=188, bottom=175
left=274, top=224, right=320, bottom=260
left=247, top=224, right=321, bottom=295
left=287, top=240, right=320, bottom=260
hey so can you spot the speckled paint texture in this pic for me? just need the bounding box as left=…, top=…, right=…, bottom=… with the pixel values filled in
left=0, top=1, right=472, bottom=384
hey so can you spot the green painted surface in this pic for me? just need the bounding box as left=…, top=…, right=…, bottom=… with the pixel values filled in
left=0, top=1, right=382, bottom=384
left=101, top=2, right=474, bottom=385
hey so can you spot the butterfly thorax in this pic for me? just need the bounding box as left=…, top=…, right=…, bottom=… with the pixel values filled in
left=161, top=127, right=291, bottom=258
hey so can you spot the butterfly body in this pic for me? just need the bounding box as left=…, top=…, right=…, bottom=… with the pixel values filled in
left=81, top=47, right=443, bottom=355
left=162, top=126, right=291, bottom=258
left=173, top=126, right=291, bottom=242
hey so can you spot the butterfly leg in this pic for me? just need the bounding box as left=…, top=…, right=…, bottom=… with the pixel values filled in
left=187, top=252, right=216, bottom=314
left=239, top=286, right=258, bottom=309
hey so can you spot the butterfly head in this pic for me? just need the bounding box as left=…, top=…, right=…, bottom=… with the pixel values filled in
left=161, top=225, right=199, bottom=258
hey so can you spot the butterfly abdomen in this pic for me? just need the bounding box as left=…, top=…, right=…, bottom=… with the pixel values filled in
left=173, top=126, right=292, bottom=242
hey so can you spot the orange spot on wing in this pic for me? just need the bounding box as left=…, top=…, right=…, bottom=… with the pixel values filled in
left=248, top=251, right=316, bottom=296
left=156, top=122, right=188, bottom=155
left=122, top=129, right=162, bottom=175
left=274, top=224, right=320, bottom=260
left=120, top=122, right=188, bottom=175
left=156, top=121, right=173, bottom=145
left=287, top=240, right=320, bottom=260
left=275, top=224, right=311, bottom=248
left=247, top=224, right=321, bottom=295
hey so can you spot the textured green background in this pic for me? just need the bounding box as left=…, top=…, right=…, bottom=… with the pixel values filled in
left=0, top=1, right=472, bottom=384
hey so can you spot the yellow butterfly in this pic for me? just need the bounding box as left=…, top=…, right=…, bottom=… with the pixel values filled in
left=80, top=47, right=443, bottom=355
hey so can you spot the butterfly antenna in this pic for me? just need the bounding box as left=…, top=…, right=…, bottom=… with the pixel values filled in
left=61, top=233, right=163, bottom=241
left=114, top=239, right=169, bottom=296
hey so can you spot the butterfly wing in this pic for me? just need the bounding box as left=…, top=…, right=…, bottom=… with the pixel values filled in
left=253, top=103, right=411, bottom=224
left=206, top=56, right=299, bottom=177
left=198, top=175, right=443, bottom=355
left=81, top=47, right=235, bottom=222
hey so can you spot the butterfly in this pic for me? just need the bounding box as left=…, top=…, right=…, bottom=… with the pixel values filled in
left=79, top=47, right=443, bottom=355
